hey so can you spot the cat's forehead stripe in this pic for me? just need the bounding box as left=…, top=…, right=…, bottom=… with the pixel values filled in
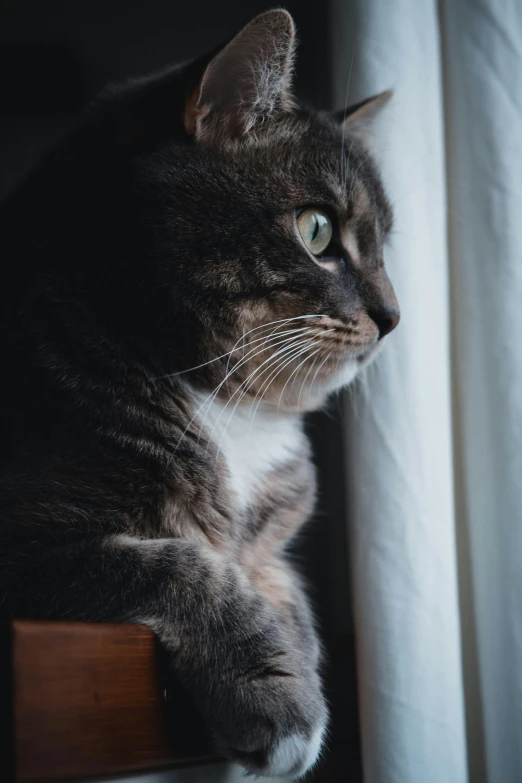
left=322, top=155, right=383, bottom=255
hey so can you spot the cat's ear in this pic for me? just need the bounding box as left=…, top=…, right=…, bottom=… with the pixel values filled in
left=185, top=9, right=297, bottom=142
left=333, top=90, right=392, bottom=132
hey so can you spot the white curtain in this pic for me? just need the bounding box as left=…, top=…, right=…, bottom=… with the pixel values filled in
left=331, top=1, right=522, bottom=782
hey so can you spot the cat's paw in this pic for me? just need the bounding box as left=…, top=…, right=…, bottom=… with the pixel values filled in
left=214, top=660, right=328, bottom=779
left=251, top=723, right=326, bottom=779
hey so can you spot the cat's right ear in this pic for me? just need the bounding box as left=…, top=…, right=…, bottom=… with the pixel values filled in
left=185, top=9, right=297, bottom=143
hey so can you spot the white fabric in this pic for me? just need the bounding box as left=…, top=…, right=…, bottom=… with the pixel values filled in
left=331, top=1, right=522, bottom=782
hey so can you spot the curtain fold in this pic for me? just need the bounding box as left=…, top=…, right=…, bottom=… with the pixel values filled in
left=331, top=1, right=468, bottom=781
left=442, top=2, right=522, bottom=782
left=332, top=1, right=522, bottom=781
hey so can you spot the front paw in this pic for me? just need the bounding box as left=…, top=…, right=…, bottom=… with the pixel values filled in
left=240, top=722, right=327, bottom=781
left=212, top=655, right=328, bottom=779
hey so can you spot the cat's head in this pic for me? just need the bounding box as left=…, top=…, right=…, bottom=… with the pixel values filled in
left=101, top=10, right=399, bottom=412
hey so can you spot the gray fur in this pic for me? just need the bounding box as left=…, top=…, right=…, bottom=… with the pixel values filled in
left=0, top=9, right=399, bottom=779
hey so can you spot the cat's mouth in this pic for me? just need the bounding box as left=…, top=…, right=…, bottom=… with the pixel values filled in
left=193, top=314, right=383, bottom=415
left=301, top=316, right=380, bottom=362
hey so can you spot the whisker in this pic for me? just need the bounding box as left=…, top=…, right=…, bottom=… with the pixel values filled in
left=194, top=331, right=317, bottom=446
left=171, top=315, right=332, bottom=457
left=163, top=320, right=315, bottom=379
left=244, top=341, right=320, bottom=438
left=309, top=353, right=331, bottom=401
left=234, top=327, right=335, bottom=412
left=207, top=337, right=317, bottom=454
left=248, top=337, right=330, bottom=425
left=297, top=351, right=321, bottom=410
left=211, top=338, right=318, bottom=462
left=212, top=329, right=317, bottom=410
left=340, top=48, right=356, bottom=190
left=224, top=324, right=310, bottom=378
left=347, top=157, right=367, bottom=205
left=172, top=330, right=312, bottom=455
left=344, top=106, right=362, bottom=192
left=249, top=339, right=321, bottom=411
left=221, top=314, right=327, bottom=377
left=240, top=338, right=317, bottom=411
left=276, top=344, right=325, bottom=412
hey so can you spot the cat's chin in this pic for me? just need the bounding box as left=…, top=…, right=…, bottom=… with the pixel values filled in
left=264, top=359, right=362, bottom=415
left=324, top=359, right=361, bottom=393
left=319, top=343, right=383, bottom=397
left=279, top=345, right=382, bottom=414
left=306, top=359, right=361, bottom=409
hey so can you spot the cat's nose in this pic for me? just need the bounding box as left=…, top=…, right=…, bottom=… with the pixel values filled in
left=369, top=307, right=400, bottom=340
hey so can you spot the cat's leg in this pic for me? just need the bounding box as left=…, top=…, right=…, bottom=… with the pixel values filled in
left=248, top=557, right=323, bottom=672
left=3, top=536, right=327, bottom=779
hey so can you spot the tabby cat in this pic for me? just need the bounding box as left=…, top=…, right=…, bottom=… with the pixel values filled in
left=0, top=9, right=399, bottom=779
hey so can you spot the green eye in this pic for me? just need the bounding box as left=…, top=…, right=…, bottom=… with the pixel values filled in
left=296, top=208, right=333, bottom=256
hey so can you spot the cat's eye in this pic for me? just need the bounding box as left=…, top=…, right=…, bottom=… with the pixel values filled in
left=296, top=208, right=333, bottom=257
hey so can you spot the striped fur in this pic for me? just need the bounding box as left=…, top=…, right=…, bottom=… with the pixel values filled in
left=0, top=10, right=398, bottom=778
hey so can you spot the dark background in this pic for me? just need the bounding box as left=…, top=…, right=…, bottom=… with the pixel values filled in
left=0, top=1, right=360, bottom=777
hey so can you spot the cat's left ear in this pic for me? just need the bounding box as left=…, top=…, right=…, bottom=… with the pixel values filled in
left=333, top=90, right=392, bottom=132
left=185, top=9, right=296, bottom=143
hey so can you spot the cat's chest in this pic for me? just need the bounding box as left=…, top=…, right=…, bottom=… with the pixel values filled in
left=194, top=396, right=302, bottom=515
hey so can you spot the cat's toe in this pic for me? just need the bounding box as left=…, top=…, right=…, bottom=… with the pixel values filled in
left=231, top=721, right=326, bottom=780
left=264, top=723, right=326, bottom=778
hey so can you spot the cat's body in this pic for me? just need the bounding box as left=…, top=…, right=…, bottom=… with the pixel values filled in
left=0, top=10, right=398, bottom=779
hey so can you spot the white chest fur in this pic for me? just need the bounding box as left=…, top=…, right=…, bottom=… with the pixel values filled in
left=193, top=394, right=302, bottom=513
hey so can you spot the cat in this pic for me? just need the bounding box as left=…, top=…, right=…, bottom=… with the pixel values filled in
left=0, top=9, right=399, bottom=779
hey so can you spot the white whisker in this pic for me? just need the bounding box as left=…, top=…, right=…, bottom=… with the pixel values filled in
left=224, top=324, right=309, bottom=378
left=348, top=156, right=367, bottom=205
left=309, top=353, right=331, bottom=402
left=276, top=345, right=325, bottom=412
left=340, top=48, right=355, bottom=190
left=211, top=339, right=318, bottom=462
left=223, top=314, right=327, bottom=374
left=297, top=351, right=321, bottom=410
left=248, top=337, right=330, bottom=426
left=171, top=314, right=330, bottom=456
left=163, top=321, right=313, bottom=379
left=240, top=340, right=320, bottom=440
left=207, top=337, right=317, bottom=454
left=249, top=339, right=320, bottom=412
left=201, top=330, right=318, bottom=436
left=172, top=330, right=311, bottom=455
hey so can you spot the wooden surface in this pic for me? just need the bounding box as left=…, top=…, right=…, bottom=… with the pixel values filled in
left=4, top=620, right=358, bottom=782
left=9, top=620, right=216, bottom=783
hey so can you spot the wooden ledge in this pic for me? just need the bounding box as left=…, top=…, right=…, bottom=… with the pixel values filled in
left=1, top=621, right=357, bottom=782
left=2, top=620, right=217, bottom=783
